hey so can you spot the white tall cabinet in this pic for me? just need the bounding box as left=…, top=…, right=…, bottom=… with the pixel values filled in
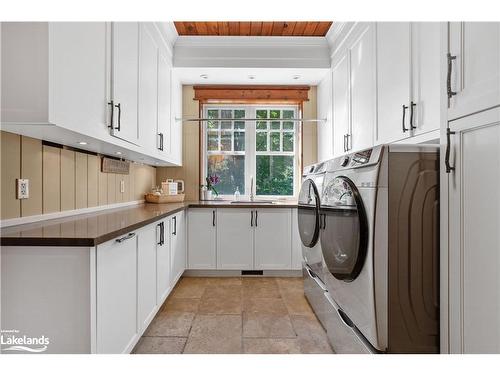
left=317, top=73, right=333, bottom=162
left=448, top=22, right=500, bottom=120
left=332, top=54, right=350, bottom=156
left=446, top=107, right=500, bottom=353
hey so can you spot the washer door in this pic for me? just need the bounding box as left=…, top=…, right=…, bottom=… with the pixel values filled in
left=320, top=176, right=368, bottom=281
left=298, top=178, right=321, bottom=248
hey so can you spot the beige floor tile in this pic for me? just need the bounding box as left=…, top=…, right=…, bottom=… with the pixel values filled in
left=162, top=298, right=200, bottom=313
left=198, top=296, right=242, bottom=314
left=177, top=277, right=209, bottom=287
left=282, top=294, right=315, bottom=316
left=189, top=314, right=242, bottom=338
left=183, top=335, right=242, bottom=354
left=243, top=338, right=301, bottom=354
left=291, top=315, right=333, bottom=354
left=243, top=312, right=296, bottom=338
left=143, top=311, right=195, bottom=337
left=276, top=277, right=304, bottom=291
left=201, top=285, right=242, bottom=299
left=242, top=282, right=281, bottom=298
left=171, top=283, right=206, bottom=299
left=133, top=337, right=187, bottom=354
left=206, top=277, right=242, bottom=286
left=243, top=298, right=288, bottom=314
left=242, top=277, right=278, bottom=287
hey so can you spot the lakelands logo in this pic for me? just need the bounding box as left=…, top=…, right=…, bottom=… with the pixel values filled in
left=1, top=329, right=50, bottom=353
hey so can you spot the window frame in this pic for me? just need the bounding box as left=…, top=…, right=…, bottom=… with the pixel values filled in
left=202, top=103, right=301, bottom=199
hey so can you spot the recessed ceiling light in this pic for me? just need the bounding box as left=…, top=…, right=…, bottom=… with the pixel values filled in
left=248, top=75, right=256, bottom=80
left=77, top=141, right=88, bottom=145
left=293, top=75, right=301, bottom=80
left=200, top=74, right=208, bottom=79
left=115, top=151, right=122, bottom=155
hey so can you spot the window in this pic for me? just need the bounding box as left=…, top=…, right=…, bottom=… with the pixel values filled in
left=203, top=104, right=300, bottom=198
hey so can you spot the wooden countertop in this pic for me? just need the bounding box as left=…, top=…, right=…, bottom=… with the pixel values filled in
left=0, top=200, right=297, bottom=247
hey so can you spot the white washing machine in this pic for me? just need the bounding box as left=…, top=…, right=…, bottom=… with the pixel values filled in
left=319, top=145, right=440, bottom=354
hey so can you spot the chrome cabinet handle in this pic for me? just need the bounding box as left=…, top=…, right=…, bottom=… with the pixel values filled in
left=172, top=216, right=177, bottom=235
left=107, top=100, right=114, bottom=129
left=116, top=232, right=136, bottom=243
left=156, top=223, right=163, bottom=245
left=447, top=53, right=457, bottom=99
left=410, top=101, right=417, bottom=130
left=114, top=103, right=121, bottom=131
left=445, top=127, right=456, bottom=173
left=402, top=105, right=408, bottom=133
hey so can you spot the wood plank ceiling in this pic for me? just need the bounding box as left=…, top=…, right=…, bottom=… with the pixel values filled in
left=174, top=22, right=333, bottom=36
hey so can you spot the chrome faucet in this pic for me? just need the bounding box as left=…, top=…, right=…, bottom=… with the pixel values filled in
left=250, top=176, right=254, bottom=202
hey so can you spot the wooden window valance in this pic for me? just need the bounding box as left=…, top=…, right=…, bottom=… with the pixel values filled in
left=193, top=85, right=310, bottom=104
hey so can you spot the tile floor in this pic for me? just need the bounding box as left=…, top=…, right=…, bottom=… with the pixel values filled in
left=133, top=276, right=334, bottom=354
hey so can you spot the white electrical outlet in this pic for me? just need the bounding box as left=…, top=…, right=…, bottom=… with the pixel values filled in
left=17, top=178, right=29, bottom=199
left=120, top=180, right=125, bottom=193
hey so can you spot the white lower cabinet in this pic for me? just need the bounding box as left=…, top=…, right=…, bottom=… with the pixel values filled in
left=156, top=218, right=171, bottom=304
left=254, top=209, right=292, bottom=270
left=137, top=224, right=158, bottom=332
left=96, top=232, right=138, bottom=354
left=217, top=209, right=254, bottom=269
left=170, top=210, right=186, bottom=283
left=188, top=209, right=217, bottom=269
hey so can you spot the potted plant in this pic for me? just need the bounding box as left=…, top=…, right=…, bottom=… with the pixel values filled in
left=201, top=174, right=220, bottom=200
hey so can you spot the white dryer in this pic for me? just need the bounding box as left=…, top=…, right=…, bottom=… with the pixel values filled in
left=319, top=145, right=440, bottom=354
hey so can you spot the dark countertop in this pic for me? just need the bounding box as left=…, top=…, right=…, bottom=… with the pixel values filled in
left=0, top=200, right=297, bottom=247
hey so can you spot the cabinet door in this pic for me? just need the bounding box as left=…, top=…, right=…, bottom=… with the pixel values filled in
left=411, top=22, right=441, bottom=136
left=187, top=209, right=217, bottom=269
left=291, top=208, right=303, bottom=270
left=156, top=219, right=171, bottom=304
left=96, top=233, right=137, bottom=353
left=217, top=208, right=254, bottom=270
left=170, top=73, right=183, bottom=165
left=48, top=23, right=108, bottom=140
left=350, top=24, right=376, bottom=151
left=332, top=54, right=350, bottom=157
left=254, top=209, right=292, bottom=270
left=111, top=22, right=140, bottom=144
left=170, top=211, right=186, bottom=284
left=317, top=73, right=333, bottom=162
left=376, top=22, right=411, bottom=144
left=157, top=51, right=172, bottom=158
left=138, top=24, right=158, bottom=151
left=447, top=107, right=500, bottom=354
left=448, top=22, right=500, bottom=120
left=137, top=224, right=157, bottom=332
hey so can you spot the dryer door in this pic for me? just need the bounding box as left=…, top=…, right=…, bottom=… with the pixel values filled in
left=298, top=178, right=321, bottom=248
left=320, top=176, right=368, bottom=281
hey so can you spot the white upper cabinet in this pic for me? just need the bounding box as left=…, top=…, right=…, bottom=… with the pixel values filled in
left=254, top=209, right=292, bottom=270
left=411, top=22, right=441, bottom=135
left=349, top=24, right=376, bottom=151
left=110, top=22, right=140, bottom=145
left=138, top=24, right=159, bottom=151
left=332, top=54, right=350, bottom=156
left=188, top=209, right=217, bottom=269
left=157, top=51, right=172, bottom=158
left=376, top=22, right=412, bottom=144
left=448, top=22, right=500, bottom=120
left=217, top=209, right=254, bottom=270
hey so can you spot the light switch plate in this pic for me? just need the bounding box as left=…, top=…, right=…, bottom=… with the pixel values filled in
left=16, top=178, right=29, bottom=199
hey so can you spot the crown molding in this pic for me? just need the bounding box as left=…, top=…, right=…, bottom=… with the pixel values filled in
left=154, top=21, right=178, bottom=58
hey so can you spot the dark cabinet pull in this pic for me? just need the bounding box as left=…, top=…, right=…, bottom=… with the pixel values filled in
left=158, top=133, right=164, bottom=151
left=172, top=216, right=177, bottom=235
left=107, top=100, right=114, bottom=129
left=410, top=101, right=417, bottom=130
left=116, top=232, right=136, bottom=243
left=212, top=210, right=216, bottom=226
left=402, top=104, right=409, bottom=133
left=114, top=103, right=121, bottom=131
left=250, top=211, right=254, bottom=227
left=343, top=134, right=347, bottom=152
left=323, top=214, right=327, bottom=230
left=255, top=210, right=258, bottom=227
left=445, top=127, right=456, bottom=173
left=156, top=223, right=162, bottom=245
left=346, top=134, right=351, bottom=151
left=447, top=53, right=457, bottom=99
